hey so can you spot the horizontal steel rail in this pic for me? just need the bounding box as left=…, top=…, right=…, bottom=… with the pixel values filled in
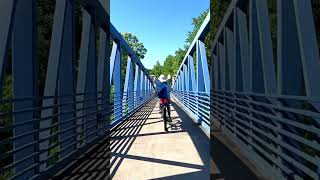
left=172, top=13, right=211, bottom=131
left=0, top=0, right=154, bottom=179
left=209, top=0, right=320, bottom=179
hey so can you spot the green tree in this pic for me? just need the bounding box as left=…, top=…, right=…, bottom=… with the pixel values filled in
left=312, top=0, right=320, bottom=52
left=150, top=60, right=163, bottom=77
left=156, top=9, right=209, bottom=79
left=120, top=32, right=147, bottom=87
left=186, top=10, right=209, bottom=46
left=122, top=32, right=147, bottom=60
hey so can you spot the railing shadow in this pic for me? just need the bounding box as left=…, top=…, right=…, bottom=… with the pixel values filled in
left=172, top=99, right=262, bottom=180
left=209, top=131, right=262, bottom=180
left=150, top=171, right=210, bottom=180
left=51, top=98, right=157, bottom=180
left=109, top=99, right=157, bottom=177
left=160, top=101, right=210, bottom=180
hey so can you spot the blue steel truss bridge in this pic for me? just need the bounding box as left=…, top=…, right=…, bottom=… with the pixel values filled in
left=0, top=0, right=320, bottom=180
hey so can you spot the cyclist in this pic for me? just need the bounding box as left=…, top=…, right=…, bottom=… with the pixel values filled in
left=157, top=74, right=172, bottom=131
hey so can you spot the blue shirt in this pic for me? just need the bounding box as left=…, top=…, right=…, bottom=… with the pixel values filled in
left=155, top=81, right=170, bottom=99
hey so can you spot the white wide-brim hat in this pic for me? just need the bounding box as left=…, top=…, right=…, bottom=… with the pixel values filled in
left=158, top=74, right=171, bottom=83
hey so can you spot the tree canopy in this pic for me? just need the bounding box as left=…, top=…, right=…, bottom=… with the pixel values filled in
left=122, top=32, right=147, bottom=60
left=150, top=9, right=209, bottom=80
left=186, top=10, right=209, bottom=46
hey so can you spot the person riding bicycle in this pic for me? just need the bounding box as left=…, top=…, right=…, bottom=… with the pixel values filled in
left=157, top=75, right=172, bottom=126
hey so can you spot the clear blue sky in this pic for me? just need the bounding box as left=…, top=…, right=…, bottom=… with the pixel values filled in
left=111, top=0, right=209, bottom=69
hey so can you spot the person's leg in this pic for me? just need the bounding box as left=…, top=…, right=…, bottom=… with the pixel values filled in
left=166, top=103, right=171, bottom=121
left=163, top=106, right=168, bottom=131
left=163, top=105, right=167, bottom=120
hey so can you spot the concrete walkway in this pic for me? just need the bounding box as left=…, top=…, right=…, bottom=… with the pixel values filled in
left=51, top=97, right=265, bottom=180
left=111, top=98, right=210, bottom=180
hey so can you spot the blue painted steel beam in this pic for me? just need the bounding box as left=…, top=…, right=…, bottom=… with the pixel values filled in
left=0, top=0, right=15, bottom=98
left=212, top=46, right=219, bottom=90
left=209, top=0, right=320, bottom=179
left=291, top=0, right=320, bottom=97
left=56, top=0, right=76, bottom=159
left=235, top=7, right=250, bottom=92
left=174, top=13, right=210, bottom=79
left=79, top=0, right=109, bottom=31
left=196, top=40, right=210, bottom=94
left=187, top=55, right=196, bottom=92
left=110, top=41, right=118, bottom=85
left=218, top=42, right=225, bottom=91
left=225, top=28, right=235, bottom=92
left=110, top=24, right=152, bottom=82
left=134, top=64, right=141, bottom=107
left=39, top=0, right=79, bottom=171
left=112, top=42, right=122, bottom=122
left=140, top=70, right=145, bottom=103
left=97, top=0, right=110, bottom=135
left=252, top=0, right=276, bottom=94
left=123, top=56, right=134, bottom=112
left=75, top=8, right=98, bottom=148
left=12, top=0, right=37, bottom=178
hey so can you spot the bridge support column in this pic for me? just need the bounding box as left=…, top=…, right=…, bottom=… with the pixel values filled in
left=9, top=0, right=37, bottom=178
left=123, top=56, right=134, bottom=114
left=187, top=55, right=197, bottom=119
left=97, top=4, right=110, bottom=135
left=76, top=8, right=98, bottom=145
left=110, top=41, right=122, bottom=124
left=134, top=65, right=141, bottom=108
left=196, top=40, right=210, bottom=127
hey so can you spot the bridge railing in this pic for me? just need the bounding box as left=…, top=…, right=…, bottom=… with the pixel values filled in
left=172, top=13, right=211, bottom=130
left=110, top=24, right=154, bottom=128
left=210, top=0, right=320, bottom=179
left=0, top=0, right=153, bottom=179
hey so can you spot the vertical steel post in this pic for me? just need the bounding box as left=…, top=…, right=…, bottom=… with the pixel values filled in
left=196, top=40, right=210, bottom=125
left=140, top=69, right=145, bottom=105
left=76, top=8, right=98, bottom=144
left=113, top=42, right=122, bottom=121
left=0, top=0, right=15, bottom=96
left=123, top=56, right=134, bottom=113
left=188, top=55, right=197, bottom=118
left=134, top=65, right=141, bottom=107
left=12, top=0, right=37, bottom=178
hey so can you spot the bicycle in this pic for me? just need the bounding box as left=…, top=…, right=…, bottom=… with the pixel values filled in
left=159, top=98, right=171, bottom=131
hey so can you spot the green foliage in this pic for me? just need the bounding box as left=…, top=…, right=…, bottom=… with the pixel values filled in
left=312, top=0, right=320, bottom=52
left=119, top=32, right=147, bottom=87
left=186, top=10, right=209, bottom=46
left=0, top=170, right=14, bottom=180
left=0, top=76, right=12, bottom=116
left=150, top=9, right=209, bottom=79
left=210, top=0, right=231, bottom=38
left=37, top=0, right=56, bottom=95
left=150, top=61, right=163, bottom=77
left=122, top=32, right=147, bottom=60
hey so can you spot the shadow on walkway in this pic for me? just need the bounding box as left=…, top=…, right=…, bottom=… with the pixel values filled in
left=51, top=99, right=156, bottom=180
left=167, top=101, right=210, bottom=179
left=51, top=97, right=263, bottom=180
left=111, top=98, right=210, bottom=180
left=172, top=98, right=264, bottom=180
left=109, top=100, right=157, bottom=177
left=209, top=130, right=264, bottom=180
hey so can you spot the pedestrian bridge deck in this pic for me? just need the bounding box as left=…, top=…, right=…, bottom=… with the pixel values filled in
left=111, top=98, right=210, bottom=180
left=52, top=98, right=262, bottom=180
